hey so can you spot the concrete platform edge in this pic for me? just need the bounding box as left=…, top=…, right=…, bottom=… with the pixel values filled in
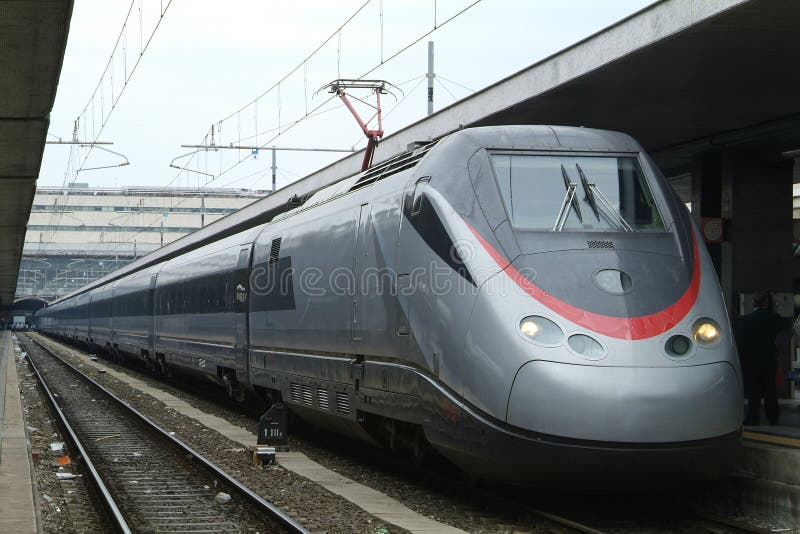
left=0, top=332, right=41, bottom=533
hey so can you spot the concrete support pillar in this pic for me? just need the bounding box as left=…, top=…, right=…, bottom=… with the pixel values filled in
left=691, top=149, right=794, bottom=319
left=725, top=149, right=793, bottom=317
left=691, top=152, right=723, bottom=274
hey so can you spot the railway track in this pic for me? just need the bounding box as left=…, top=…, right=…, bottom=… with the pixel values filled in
left=21, top=334, right=307, bottom=534
left=28, top=333, right=781, bottom=534
left=293, top=420, right=776, bottom=534
left=508, top=495, right=775, bottom=534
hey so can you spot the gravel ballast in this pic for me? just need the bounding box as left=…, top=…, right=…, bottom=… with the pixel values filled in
left=14, top=339, right=110, bottom=533
left=26, top=334, right=554, bottom=533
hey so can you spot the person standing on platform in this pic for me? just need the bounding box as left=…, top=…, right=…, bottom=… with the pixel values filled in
left=736, top=291, right=795, bottom=426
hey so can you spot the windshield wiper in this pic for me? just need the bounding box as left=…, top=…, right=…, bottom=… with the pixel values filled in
left=575, top=163, right=632, bottom=232
left=552, top=165, right=583, bottom=231
left=576, top=163, right=600, bottom=222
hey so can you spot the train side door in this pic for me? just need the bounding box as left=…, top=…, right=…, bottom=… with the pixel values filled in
left=395, top=177, right=430, bottom=356
left=148, top=273, right=158, bottom=355
left=110, top=284, right=116, bottom=346
left=352, top=203, right=370, bottom=341
left=87, top=293, right=94, bottom=343
left=234, top=246, right=251, bottom=380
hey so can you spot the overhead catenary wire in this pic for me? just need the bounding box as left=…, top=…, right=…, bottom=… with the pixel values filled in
left=126, top=0, right=484, bottom=241
left=71, top=0, right=174, bottom=181
left=188, top=0, right=484, bottom=189
left=395, top=74, right=427, bottom=87
left=167, top=1, right=481, bottom=195
left=206, top=0, right=481, bottom=155
left=437, top=74, right=474, bottom=93
left=232, top=104, right=348, bottom=146
left=356, top=1, right=482, bottom=82
left=120, top=93, right=345, bottom=238
left=216, top=0, right=372, bottom=125
left=145, top=98, right=348, bottom=202
left=49, top=0, right=174, bottom=238
left=435, top=77, right=459, bottom=102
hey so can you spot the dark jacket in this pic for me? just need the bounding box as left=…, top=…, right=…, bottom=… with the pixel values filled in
left=736, top=307, right=787, bottom=369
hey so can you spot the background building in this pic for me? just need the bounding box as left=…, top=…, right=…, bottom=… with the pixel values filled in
left=16, top=184, right=266, bottom=299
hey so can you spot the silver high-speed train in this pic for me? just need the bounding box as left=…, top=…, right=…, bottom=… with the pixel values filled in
left=37, top=125, right=742, bottom=486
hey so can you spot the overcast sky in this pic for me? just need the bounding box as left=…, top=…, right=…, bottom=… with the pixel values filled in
left=39, top=0, right=653, bottom=192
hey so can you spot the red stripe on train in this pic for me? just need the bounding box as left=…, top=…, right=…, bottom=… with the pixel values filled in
left=466, top=223, right=701, bottom=340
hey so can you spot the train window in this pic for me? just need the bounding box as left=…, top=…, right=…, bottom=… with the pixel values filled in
left=490, top=154, right=664, bottom=232
left=180, top=284, right=187, bottom=314
left=410, top=177, right=430, bottom=216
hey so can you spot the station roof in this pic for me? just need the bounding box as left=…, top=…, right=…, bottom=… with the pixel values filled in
left=59, top=0, right=800, bottom=299
left=0, top=1, right=73, bottom=306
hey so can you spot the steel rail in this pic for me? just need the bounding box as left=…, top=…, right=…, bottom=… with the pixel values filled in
left=22, top=340, right=132, bottom=534
left=517, top=505, right=606, bottom=534
left=686, top=510, right=774, bottom=534
left=23, top=334, right=309, bottom=534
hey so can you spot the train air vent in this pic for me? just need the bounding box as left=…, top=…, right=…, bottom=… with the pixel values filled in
left=289, top=382, right=301, bottom=403
left=317, top=388, right=329, bottom=411
left=587, top=240, right=614, bottom=249
left=301, top=385, right=313, bottom=406
left=349, top=139, right=440, bottom=192
left=335, top=392, right=351, bottom=415
left=269, top=238, right=282, bottom=264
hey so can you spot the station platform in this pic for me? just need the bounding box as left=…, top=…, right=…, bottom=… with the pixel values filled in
left=0, top=332, right=39, bottom=532
left=698, top=399, right=800, bottom=525
left=743, top=397, right=800, bottom=444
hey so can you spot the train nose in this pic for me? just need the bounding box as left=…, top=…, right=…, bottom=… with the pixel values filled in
left=506, top=360, right=741, bottom=443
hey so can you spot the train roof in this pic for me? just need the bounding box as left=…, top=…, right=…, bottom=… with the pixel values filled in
left=442, top=125, right=642, bottom=153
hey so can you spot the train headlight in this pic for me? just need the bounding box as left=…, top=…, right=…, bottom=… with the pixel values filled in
left=520, top=320, right=540, bottom=337
left=692, top=318, right=722, bottom=346
left=519, top=316, right=563, bottom=344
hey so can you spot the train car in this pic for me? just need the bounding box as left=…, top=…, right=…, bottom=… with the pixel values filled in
left=111, top=265, right=161, bottom=365
left=88, top=283, right=114, bottom=350
left=65, top=290, right=91, bottom=344
left=153, top=227, right=261, bottom=395
left=37, top=302, right=53, bottom=334
left=37, top=125, right=742, bottom=487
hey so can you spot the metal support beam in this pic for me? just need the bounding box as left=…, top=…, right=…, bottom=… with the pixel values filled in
left=427, top=41, right=434, bottom=116
left=180, top=144, right=355, bottom=153
left=177, top=144, right=355, bottom=193
left=45, top=140, right=114, bottom=145
left=271, top=149, right=277, bottom=193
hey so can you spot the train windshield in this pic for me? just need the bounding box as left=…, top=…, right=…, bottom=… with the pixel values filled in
left=490, top=154, right=664, bottom=232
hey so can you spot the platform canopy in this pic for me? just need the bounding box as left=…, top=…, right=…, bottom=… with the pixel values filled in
left=61, top=0, right=800, bottom=299
left=0, top=1, right=73, bottom=306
